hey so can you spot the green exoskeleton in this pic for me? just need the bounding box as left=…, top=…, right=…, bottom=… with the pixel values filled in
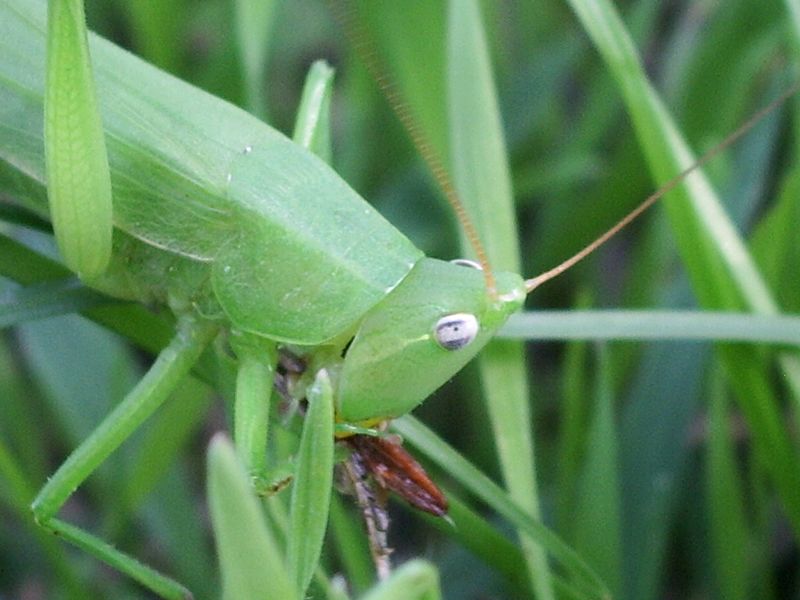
left=3, top=1, right=532, bottom=597
left=2, top=0, right=797, bottom=598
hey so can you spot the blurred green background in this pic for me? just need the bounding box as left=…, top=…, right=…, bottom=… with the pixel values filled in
left=2, top=0, right=800, bottom=598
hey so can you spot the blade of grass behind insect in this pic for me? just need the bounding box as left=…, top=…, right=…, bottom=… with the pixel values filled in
left=556, top=293, right=591, bottom=534
left=18, top=316, right=140, bottom=494
left=395, top=415, right=610, bottom=600
left=123, top=377, right=213, bottom=512
left=446, top=2, right=552, bottom=597
left=348, top=0, right=449, bottom=163
left=287, top=370, right=334, bottom=596
left=706, top=369, right=750, bottom=600
left=45, top=0, right=112, bottom=280
left=233, top=0, right=278, bottom=119
left=786, top=0, right=800, bottom=52
left=292, top=60, right=334, bottom=162
left=329, top=494, right=374, bottom=595
left=124, top=0, right=185, bottom=75
left=421, top=494, right=530, bottom=596
left=0, top=278, right=116, bottom=328
left=571, top=344, right=621, bottom=598
left=751, top=163, right=800, bottom=313
left=566, top=0, right=800, bottom=538
left=207, top=434, right=297, bottom=600
left=0, top=336, right=48, bottom=484
left=0, top=438, right=84, bottom=599
left=141, top=461, right=218, bottom=598
left=618, top=329, right=708, bottom=600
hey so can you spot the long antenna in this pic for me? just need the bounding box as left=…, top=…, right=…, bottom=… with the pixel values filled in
left=525, top=80, right=800, bottom=294
left=329, top=1, right=498, bottom=298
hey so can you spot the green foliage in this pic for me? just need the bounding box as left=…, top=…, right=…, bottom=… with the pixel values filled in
left=2, top=0, right=800, bottom=599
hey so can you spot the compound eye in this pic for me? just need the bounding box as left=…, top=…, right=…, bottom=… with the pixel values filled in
left=434, top=313, right=479, bottom=351
left=450, top=258, right=483, bottom=270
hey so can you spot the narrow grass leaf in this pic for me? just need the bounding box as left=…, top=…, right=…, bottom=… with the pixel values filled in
left=446, top=2, right=551, bottom=597
left=328, top=494, right=374, bottom=595
left=234, top=0, right=278, bottom=119
left=706, top=371, right=750, bottom=600
left=45, top=0, right=112, bottom=279
left=124, top=377, right=213, bottom=511
left=751, top=164, right=800, bottom=313
left=48, top=517, right=191, bottom=600
left=0, top=435, right=85, bottom=599
left=425, top=495, right=530, bottom=595
left=360, top=559, right=441, bottom=600
left=571, top=345, right=621, bottom=598
left=124, top=0, right=184, bottom=75
left=292, top=60, right=335, bottom=162
left=207, top=434, right=296, bottom=600
left=395, top=415, right=610, bottom=600
left=556, top=293, right=591, bottom=533
left=501, top=310, right=800, bottom=346
left=0, top=278, right=115, bottom=328
left=287, top=370, right=334, bottom=596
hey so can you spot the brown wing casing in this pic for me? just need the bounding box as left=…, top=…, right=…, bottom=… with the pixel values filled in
left=346, top=434, right=448, bottom=517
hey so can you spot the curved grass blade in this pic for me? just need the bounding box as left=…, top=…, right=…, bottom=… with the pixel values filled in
left=45, top=0, right=112, bottom=280
left=207, top=434, right=297, bottom=600
left=394, top=415, right=611, bottom=600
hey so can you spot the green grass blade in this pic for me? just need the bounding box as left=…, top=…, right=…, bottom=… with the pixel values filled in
left=500, top=310, right=800, bottom=345
left=124, top=0, right=185, bottom=75
left=427, top=495, right=530, bottom=595
left=287, top=370, right=334, bottom=596
left=566, top=0, right=800, bottom=539
left=571, top=345, right=621, bottom=597
left=706, top=370, right=750, bottom=600
left=207, top=434, right=297, bottom=600
left=123, top=377, right=213, bottom=511
left=45, top=0, right=112, bottom=279
left=328, top=494, right=374, bottom=595
left=0, top=439, right=84, bottom=599
left=618, top=337, right=707, bottom=600
left=360, top=559, right=441, bottom=600
left=395, top=415, right=610, bottom=599
left=0, top=278, right=116, bottom=328
left=47, top=517, right=192, bottom=600
left=556, top=292, right=591, bottom=534
left=292, top=60, right=335, bottom=162
left=234, top=0, right=278, bottom=119
left=446, top=2, right=551, bottom=597
left=751, top=164, right=800, bottom=314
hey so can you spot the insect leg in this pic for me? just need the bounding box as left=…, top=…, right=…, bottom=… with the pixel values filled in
left=31, top=315, right=217, bottom=599
left=230, top=330, right=279, bottom=495
left=342, top=444, right=393, bottom=581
